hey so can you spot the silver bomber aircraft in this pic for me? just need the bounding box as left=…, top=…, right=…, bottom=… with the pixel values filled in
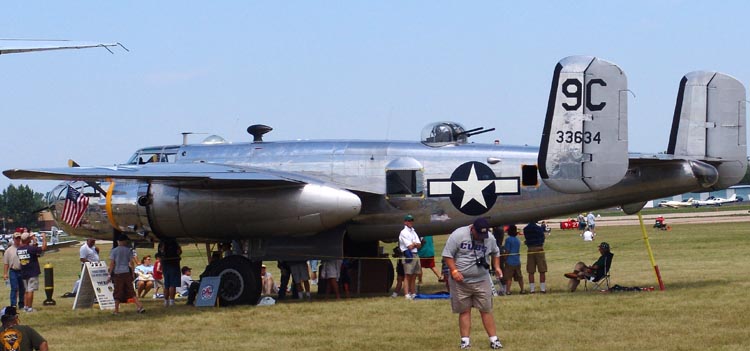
left=4, top=54, right=747, bottom=305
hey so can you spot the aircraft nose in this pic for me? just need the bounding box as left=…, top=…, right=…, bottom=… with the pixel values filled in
left=45, top=181, right=108, bottom=236
left=46, top=182, right=71, bottom=222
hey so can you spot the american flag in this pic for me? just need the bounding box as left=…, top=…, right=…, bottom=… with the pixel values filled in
left=61, top=186, right=89, bottom=228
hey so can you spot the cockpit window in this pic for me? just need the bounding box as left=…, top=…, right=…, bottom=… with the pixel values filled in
left=126, top=146, right=180, bottom=164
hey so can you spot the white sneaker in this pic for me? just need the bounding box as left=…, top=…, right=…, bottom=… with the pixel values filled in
left=490, top=339, right=503, bottom=349
left=391, top=292, right=398, bottom=298
left=460, top=340, right=471, bottom=349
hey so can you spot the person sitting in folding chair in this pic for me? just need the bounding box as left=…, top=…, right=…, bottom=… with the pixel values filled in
left=564, top=242, right=614, bottom=292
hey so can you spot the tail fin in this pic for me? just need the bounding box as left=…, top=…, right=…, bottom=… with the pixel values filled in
left=539, top=56, right=629, bottom=193
left=667, top=71, right=747, bottom=189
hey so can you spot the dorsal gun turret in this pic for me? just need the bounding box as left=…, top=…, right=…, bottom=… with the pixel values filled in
left=421, top=121, right=495, bottom=147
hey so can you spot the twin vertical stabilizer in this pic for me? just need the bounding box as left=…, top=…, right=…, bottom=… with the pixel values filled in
left=538, top=56, right=629, bottom=194
left=667, top=71, right=747, bottom=189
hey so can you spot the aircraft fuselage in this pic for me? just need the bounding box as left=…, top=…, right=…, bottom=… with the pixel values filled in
left=47, top=139, right=712, bottom=244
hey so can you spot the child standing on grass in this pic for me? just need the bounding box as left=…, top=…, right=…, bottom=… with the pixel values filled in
left=503, top=225, right=524, bottom=295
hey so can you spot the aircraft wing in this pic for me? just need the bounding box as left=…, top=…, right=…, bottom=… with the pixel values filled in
left=0, top=41, right=122, bottom=55
left=3, top=163, right=312, bottom=187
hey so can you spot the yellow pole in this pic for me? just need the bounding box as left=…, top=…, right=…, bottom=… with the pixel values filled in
left=637, top=212, right=664, bottom=290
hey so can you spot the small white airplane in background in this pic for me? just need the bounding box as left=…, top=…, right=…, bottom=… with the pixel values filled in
left=658, top=198, right=695, bottom=208
left=693, top=194, right=743, bottom=207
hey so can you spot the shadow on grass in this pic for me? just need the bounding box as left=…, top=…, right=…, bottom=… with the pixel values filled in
left=665, top=279, right=729, bottom=290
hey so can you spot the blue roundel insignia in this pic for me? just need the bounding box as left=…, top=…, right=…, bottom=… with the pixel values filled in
left=450, top=162, right=497, bottom=215
left=427, top=161, right=520, bottom=216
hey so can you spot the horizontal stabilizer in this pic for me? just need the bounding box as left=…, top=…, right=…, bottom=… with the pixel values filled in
left=539, top=56, right=629, bottom=193
left=667, top=71, right=747, bottom=189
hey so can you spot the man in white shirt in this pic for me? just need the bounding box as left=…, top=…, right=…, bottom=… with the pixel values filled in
left=586, top=212, right=596, bottom=234
left=79, top=238, right=100, bottom=264
left=398, top=214, right=421, bottom=300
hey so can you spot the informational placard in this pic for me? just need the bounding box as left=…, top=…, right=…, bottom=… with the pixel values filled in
left=72, top=262, right=115, bottom=310
left=195, top=276, right=220, bottom=307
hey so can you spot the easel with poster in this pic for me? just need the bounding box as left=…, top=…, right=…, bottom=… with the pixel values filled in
left=195, top=276, right=221, bottom=307
left=72, top=262, right=116, bottom=310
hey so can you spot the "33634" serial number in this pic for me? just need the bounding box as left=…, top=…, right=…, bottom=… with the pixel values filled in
left=555, top=131, right=601, bottom=144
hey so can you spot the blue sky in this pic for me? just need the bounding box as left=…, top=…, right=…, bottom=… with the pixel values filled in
left=2, top=1, right=749, bottom=192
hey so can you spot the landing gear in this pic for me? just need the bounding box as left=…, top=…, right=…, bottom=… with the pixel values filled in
left=202, top=255, right=261, bottom=306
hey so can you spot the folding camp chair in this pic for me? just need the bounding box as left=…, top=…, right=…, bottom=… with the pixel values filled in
left=584, top=254, right=613, bottom=291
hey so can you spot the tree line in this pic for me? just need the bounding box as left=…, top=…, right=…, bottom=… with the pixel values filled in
left=0, top=185, right=46, bottom=233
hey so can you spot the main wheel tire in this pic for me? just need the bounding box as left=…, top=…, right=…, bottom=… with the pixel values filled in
left=202, top=255, right=260, bottom=306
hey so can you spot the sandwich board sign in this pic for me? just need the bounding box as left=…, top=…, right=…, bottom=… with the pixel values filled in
left=72, top=262, right=115, bottom=310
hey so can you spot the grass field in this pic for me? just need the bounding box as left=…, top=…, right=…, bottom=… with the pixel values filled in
left=5, top=221, right=749, bottom=350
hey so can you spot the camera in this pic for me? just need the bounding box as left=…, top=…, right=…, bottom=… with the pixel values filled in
left=475, top=256, right=490, bottom=270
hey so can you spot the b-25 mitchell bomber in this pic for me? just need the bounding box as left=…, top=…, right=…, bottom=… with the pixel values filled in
left=4, top=54, right=747, bottom=305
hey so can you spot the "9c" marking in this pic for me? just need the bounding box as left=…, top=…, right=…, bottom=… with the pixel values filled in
left=561, top=78, right=607, bottom=112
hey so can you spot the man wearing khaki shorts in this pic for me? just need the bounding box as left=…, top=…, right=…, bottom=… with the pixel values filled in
left=523, top=221, right=547, bottom=294
left=442, top=218, right=504, bottom=350
left=399, top=214, right=421, bottom=300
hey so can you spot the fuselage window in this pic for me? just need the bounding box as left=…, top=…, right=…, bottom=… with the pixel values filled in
left=386, top=170, right=424, bottom=196
left=521, top=165, right=538, bottom=187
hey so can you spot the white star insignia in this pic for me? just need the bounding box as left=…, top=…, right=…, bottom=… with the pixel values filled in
left=453, top=164, right=493, bottom=208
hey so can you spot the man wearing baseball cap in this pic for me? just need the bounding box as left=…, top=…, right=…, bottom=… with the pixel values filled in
left=0, top=305, right=48, bottom=350
left=564, top=242, right=614, bottom=292
left=17, top=232, right=46, bottom=312
left=398, top=214, right=421, bottom=300
left=442, top=218, right=504, bottom=350
left=3, top=232, right=26, bottom=309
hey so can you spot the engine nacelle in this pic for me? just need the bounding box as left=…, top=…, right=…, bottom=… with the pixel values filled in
left=49, top=180, right=361, bottom=241
left=146, top=182, right=361, bottom=240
